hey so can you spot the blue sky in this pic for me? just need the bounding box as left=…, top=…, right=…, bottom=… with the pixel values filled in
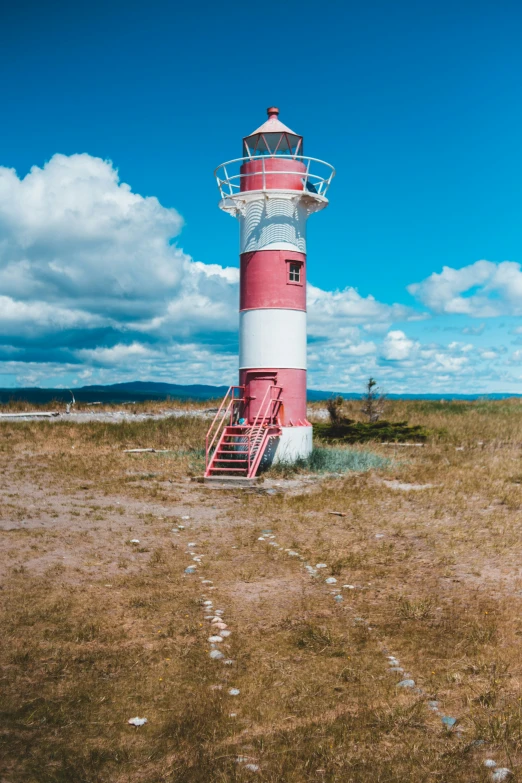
left=1, top=0, right=522, bottom=392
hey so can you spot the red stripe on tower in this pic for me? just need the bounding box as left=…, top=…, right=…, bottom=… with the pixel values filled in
left=240, top=250, right=306, bottom=311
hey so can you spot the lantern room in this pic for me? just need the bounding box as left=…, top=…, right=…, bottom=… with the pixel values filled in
left=215, top=109, right=334, bottom=207
left=242, top=107, right=303, bottom=157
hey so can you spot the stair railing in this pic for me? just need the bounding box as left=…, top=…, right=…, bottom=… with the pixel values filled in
left=205, top=386, right=244, bottom=472
left=247, top=384, right=283, bottom=476
left=251, top=384, right=283, bottom=429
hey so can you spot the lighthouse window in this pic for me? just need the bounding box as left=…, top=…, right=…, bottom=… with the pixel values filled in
left=288, top=262, right=302, bottom=283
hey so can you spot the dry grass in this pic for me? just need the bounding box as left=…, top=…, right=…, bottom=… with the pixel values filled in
left=1, top=399, right=522, bottom=780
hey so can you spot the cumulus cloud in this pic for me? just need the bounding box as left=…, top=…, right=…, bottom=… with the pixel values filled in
left=0, top=154, right=239, bottom=375
left=76, top=342, right=155, bottom=366
left=408, top=260, right=522, bottom=317
left=307, top=284, right=414, bottom=336
left=381, top=330, right=415, bottom=361
left=0, top=296, right=107, bottom=336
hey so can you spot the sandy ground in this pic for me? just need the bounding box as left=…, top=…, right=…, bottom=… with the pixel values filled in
left=0, top=408, right=218, bottom=423
left=0, top=406, right=330, bottom=424
left=0, top=465, right=318, bottom=582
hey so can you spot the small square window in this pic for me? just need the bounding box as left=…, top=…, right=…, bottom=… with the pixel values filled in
left=288, top=262, right=302, bottom=283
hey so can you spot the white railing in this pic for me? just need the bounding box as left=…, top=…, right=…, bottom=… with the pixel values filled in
left=214, top=155, right=335, bottom=201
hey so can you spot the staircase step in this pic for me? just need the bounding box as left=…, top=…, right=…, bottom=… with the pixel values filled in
left=213, top=458, right=248, bottom=463
left=205, top=408, right=282, bottom=478
left=209, top=467, right=248, bottom=473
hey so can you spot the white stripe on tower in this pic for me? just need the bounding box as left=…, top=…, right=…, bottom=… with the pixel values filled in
left=239, top=309, right=307, bottom=370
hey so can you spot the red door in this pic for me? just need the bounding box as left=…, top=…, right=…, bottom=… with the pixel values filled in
left=244, top=371, right=277, bottom=424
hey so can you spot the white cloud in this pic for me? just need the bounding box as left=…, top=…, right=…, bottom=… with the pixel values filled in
left=307, top=284, right=414, bottom=335
left=0, top=154, right=239, bottom=363
left=447, top=341, right=474, bottom=353
left=381, top=330, right=415, bottom=360
left=0, top=295, right=107, bottom=334
left=344, top=341, right=377, bottom=356
left=192, top=261, right=239, bottom=284
left=429, top=353, right=469, bottom=372
left=408, top=260, right=522, bottom=317
left=76, top=342, right=155, bottom=366
left=306, top=325, right=499, bottom=393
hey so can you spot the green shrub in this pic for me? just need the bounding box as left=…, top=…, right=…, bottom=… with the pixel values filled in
left=266, top=446, right=388, bottom=476
left=308, top=446, right=388, bottom=472
left=314, top=419, right=428, bottom=443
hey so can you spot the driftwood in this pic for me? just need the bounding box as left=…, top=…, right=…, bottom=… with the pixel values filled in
left=123, top=448, right=170, bottom=453
left=381, top=442, right=425, bottom=447
left=65, top=390, right=75, bottom=414
left=327, top=511, right=347, bottom=517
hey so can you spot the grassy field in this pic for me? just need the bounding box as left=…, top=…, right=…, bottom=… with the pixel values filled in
left=1, top=399, right=522, bottom=781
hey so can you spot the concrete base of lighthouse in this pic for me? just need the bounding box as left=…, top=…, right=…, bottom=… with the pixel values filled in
left=261, top=425, right=313, bottom=468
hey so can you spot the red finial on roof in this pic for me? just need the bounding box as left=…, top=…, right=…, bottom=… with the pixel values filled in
left=267, top=106, right=279, bottom=119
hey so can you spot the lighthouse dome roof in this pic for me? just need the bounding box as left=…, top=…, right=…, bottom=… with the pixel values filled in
left=248, top=108, right=298, bottom=137
left=243, top=107, right=303, bottom=157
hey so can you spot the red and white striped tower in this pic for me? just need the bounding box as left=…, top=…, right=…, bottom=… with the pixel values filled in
left=214, top=107, right=335, bottom=467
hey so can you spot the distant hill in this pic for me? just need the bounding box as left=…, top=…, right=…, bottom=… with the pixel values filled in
left=0, top=381, right=230, bottom=405
left=0, top=380, right=521, bottom=406
left=309, top=390, right=522, bottom=401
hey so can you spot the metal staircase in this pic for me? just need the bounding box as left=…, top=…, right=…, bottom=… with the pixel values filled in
left=205, top=385, right=282, bottom=478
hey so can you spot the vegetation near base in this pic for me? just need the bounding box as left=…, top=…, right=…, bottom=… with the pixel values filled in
left=267, top=446, right=389, bottom=476
left=321, top=380, right=429, bottom=443
left=314, top=419, right=429, bottom=443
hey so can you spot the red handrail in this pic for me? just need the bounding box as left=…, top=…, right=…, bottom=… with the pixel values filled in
left=251, top=384, right=283, bottom=429
left=205, top=386, right=244, bottom=472
left=247, top=384, right=283, bottom=476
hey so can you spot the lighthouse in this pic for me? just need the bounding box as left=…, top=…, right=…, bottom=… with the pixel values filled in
left=205, top=107, right=335, bottom=479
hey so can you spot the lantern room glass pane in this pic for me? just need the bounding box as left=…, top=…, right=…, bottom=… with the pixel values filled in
left=243, top=132, right=303, bottom=158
